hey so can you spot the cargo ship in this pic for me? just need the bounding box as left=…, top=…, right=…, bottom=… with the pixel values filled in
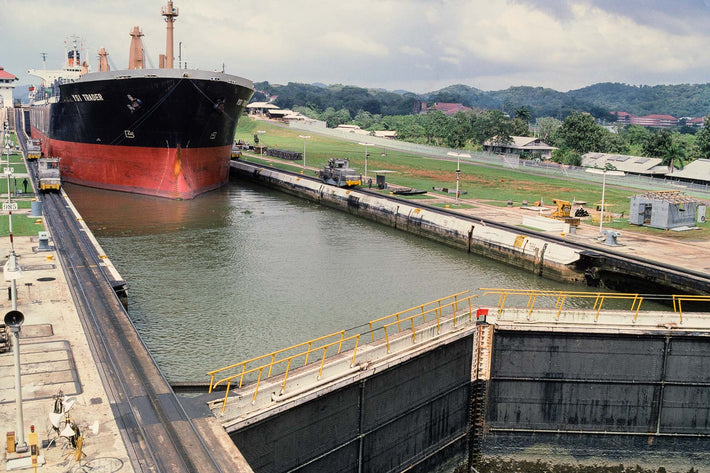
left=28, top=1, right=254, bottom=199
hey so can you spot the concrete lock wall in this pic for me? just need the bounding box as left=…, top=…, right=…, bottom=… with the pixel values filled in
left=232, top=162, right=585, bottom=285
left=223, top=319, right=710, bottom=472
left=481, top=329, right=710, bottom=469
left=230, top=336, right=474, bottom=473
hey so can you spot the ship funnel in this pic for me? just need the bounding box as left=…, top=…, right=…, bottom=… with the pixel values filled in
left=161, top=0, right=179, bottom=69
left=67, top=50, right=79, bottom=67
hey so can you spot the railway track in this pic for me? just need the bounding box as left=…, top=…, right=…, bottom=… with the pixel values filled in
left=15, top=114, right=228, bottom=473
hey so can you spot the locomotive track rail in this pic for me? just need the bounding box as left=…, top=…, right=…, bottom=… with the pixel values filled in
left=16, top=114, right=228, bottom=473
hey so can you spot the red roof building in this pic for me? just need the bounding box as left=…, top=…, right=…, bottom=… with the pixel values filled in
left=0, top=67, right=19, bottom=108
left=611, top=111, right=679, bottom=128
left=0, top=67, right=17, bottom=81
left=684, top=117, right=705, bottom=127
left=421, top=102, right=472, bottom=116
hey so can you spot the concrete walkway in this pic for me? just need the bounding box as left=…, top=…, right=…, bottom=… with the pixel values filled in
left=0, top=208, right=133, bottom=472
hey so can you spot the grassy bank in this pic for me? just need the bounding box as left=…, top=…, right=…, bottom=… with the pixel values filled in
left=0, top=214, right=44, bottom=236
left=235, top=118, right=644, bottom=209
left=235, top=117, right=708, bottom=239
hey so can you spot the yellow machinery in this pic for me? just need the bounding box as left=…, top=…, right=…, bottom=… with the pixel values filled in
left=549, top=199, right=580, bottom=227
left=27, top=139, right=41, bottom=160
left=38, top=157, right=61, bottom=192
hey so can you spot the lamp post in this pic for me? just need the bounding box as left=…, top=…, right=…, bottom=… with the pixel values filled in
left=447, top=151, right=471, bottom=203
left=4, top=310, right=26, bottom=454
left=257, top=130, right=266, bottom=157
left=586, top=168, right=625, bottom=235
left=358, top=142, right=373, bottom=179
left=298, top=135, right=310, bottom=174
left=5, top=141, right=13, bottom=208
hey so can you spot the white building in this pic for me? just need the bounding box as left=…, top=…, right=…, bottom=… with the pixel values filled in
left=483, top=136, right=557, bottom=159
left=0, top=67, right=19, bottom=108
left=582, top=153, right=666, bottom=176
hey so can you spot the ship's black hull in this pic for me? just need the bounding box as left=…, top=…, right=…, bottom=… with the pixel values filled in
left=30, top=69, right=254, bottom=199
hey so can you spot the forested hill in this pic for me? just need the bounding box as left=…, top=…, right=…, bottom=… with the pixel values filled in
left=255, top=81, right=710, bottom=120
left=567, top=83, right=710, bottom=118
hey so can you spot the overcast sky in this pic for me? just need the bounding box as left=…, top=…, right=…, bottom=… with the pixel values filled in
left=4, top=0, right=710, bottom=93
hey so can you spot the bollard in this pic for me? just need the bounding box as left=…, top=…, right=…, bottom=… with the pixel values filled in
left=6, top=431, right=15, bottom=453
left=37, top=231, right=51, bottom=251
left=602, top=230, right=622, bottom=246
left=29, top=200, right=42, bottom=217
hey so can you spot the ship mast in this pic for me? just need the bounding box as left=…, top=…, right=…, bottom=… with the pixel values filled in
left=97, top=47, right=110, bottom=72
left=128, top=26, right=145, bottom=69
left=161, top=0, right=179, bottom=69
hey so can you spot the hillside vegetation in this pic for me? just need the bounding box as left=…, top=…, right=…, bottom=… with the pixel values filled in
left=256, top=81, right=710, bottom=120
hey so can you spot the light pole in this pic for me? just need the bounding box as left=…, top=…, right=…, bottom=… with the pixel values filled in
left=586, top=168, right=625, bottom=235
left=298, top=135, right=310, bottom=174
left=447, top=151, right=471, bottom=204
left=358, top=142, right=372, bottom=179
left=4, top=310, right=26, bottom=454
left=5, top=141, right=13, bottom=208
left=257, top=130, right=266, bottom=157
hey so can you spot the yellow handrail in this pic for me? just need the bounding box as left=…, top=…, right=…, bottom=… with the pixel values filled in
left=207, top=288, right=707, bottom=414
left=208, top=291, right=478, bottom=412
left=672, top=295, right=710, bottom=324
left=368, top=290, right=469, bottom=341
left=380, top=295, right=478, bottom=352
left=210, top=332, right=363, bottom=412
left=480, top=288, right=646, bottom=321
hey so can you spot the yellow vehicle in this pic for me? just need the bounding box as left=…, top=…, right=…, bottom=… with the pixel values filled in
left=318, top=158, right=361, bottom=187
left=38, top=157, right=61, bottom=192
left=230, top=143, right=242, bottom=160
left=27, top=139, right=41, bottom=160
left=550, top=199, right=580, bottom=227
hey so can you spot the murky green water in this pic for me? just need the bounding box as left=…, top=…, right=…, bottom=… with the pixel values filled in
left=66, top=181, right=629, bottom=382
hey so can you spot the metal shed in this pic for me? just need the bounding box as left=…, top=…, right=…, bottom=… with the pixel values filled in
left=629, top=191, right=705, bottom=229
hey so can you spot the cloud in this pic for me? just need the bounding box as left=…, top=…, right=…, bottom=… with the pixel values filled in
left=399, top=45, right=426, bottom=57
left=4, top=0, right=710, bottom=94
left=320, top=32, right=389, bottom=57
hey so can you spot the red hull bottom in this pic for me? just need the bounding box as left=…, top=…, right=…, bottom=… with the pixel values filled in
left=32, top=127, right=230, bottom=199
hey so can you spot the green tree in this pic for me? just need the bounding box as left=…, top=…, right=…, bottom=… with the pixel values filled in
left=551, top=147, right=582, bottom=165
left=446, top=111, right=473, bottom=148
left=422, top=110, right=450, bottom=145
left=556, top=111, right=607, bottom=153
left=619, top=125, right=652, bottom=155
left=321, top=107, right=337, bottom=128
left=511, top=117, right=530, bottom=136
left=535, top=117, right=562, bottom=144
left=642, top=129, right=673, bottom=158
left=694, top=115, right=710, bottom=158
left=292, top=105, right=320, bottom=119
left=334, top=108, right=352, bottom=126
left=474, top=110, right=513, bottom=145
left=353, top=110, right=374, bottom=129
left=514, top=106, right=532, bottom=124
left=663, top=141, right=687, bottom=173
left=601, top=132, right=630, bottom=154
